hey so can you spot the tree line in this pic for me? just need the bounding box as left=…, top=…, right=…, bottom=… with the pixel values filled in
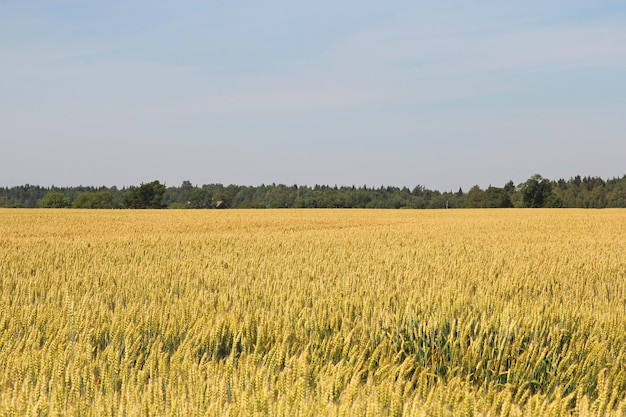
left=1, top=174, right=625, bottom=209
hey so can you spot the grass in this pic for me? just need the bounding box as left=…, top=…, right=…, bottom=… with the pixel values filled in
left=1, top=208, right=625, bottom=416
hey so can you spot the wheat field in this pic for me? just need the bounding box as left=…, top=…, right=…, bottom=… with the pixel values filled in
left=1, top=208, right=625, bottom=416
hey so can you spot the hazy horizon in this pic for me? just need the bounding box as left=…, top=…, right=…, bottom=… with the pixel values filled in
left=2, top=173, right=626, bottom=194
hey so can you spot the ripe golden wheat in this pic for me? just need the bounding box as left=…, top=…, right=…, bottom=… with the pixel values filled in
left=1, top=208, right=625, bottom=416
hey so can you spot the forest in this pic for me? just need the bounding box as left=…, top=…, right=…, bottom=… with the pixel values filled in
left=1, top=174, right=625, bottom=209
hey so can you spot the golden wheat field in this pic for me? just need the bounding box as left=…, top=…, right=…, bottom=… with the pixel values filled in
left=1, top=208, right=626, bottom=416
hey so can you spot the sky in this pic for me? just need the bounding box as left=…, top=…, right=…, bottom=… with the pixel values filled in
left=1, top=1, right=625, bottom=191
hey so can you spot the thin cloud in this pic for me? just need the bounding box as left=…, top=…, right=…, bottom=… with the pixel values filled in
left=1, top=1, right=625, bottom=190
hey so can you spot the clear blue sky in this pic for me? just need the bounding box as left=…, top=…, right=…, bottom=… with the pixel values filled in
left=2, top=1, right=625, bottom=191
